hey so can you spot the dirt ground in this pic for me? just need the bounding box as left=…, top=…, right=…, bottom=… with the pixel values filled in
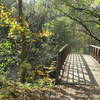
left=41, top=85, right=100, bottom=100
left=1, top=82, right=100, bottom=100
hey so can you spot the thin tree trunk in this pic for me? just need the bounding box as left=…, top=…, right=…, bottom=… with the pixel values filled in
left=18, top=0, right=27, bottom=62
left=18, top=0, right=27, bottom=83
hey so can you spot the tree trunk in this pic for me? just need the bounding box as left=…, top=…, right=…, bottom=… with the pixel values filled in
left=18, top=0, right=27, bottom=83
left=18, top=0, right=27, bottom=62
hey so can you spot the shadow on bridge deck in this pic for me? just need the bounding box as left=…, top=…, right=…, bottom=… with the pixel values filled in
left=60, top=54, right=100, bottom=86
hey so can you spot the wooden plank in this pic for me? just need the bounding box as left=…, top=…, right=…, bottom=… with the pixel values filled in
left=82, top=55, right=100, bottom=85
left=90, top=45, right=100, bottom=49
left=61, top=54, right=100, bottom=85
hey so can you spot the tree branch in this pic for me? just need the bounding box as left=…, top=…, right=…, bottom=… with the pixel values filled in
left=57, top=8, right=100, bottom=42
left=65, top=3, right=100, bottom=18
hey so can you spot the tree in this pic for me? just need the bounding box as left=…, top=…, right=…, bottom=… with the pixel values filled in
left=18, top=0, right=29, bottom=83
left=49, top=0, right=100, bottom=43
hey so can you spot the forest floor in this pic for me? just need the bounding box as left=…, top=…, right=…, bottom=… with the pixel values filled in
left=43, top=85, right=100, bottom=100
left=1, top=80, right=100, bottom=100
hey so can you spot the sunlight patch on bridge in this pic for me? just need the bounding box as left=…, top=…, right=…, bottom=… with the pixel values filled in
left=61, top=54, right=100, bottom=86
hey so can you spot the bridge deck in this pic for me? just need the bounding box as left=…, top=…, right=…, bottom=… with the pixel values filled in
left=61, top=54, right=100, bottom=85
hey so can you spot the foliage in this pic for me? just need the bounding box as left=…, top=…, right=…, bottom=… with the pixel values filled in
left=0, top=40, right=16, bottom=72
left=33, top=77, right=55, bottom=89
left=0, top=4, right=31, bottom=37
left=0, top=5, right=30, bottom=76
left=36, top=30, right=53, bottom=38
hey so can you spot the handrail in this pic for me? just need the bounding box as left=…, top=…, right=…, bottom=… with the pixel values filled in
left=56, top=44, right=70, bottom=82
left=89, top=45, right=100, bottom=62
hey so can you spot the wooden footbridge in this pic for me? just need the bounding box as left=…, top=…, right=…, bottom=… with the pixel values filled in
left=56, top=45, right=100, bottom=86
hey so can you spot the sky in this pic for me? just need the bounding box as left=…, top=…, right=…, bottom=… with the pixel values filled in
left=23, top=0, right=31, bottom=3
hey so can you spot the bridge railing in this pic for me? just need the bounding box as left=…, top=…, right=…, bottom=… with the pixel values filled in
left=89, top=45, right=100, bottom=62
left=56, top=44, right=70, bottom=82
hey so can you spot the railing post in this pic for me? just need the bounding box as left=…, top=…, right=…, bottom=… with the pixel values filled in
left=56, top=52, right=61, bottom=81
left=89, top=45, right=100, bottom=63
left=56, top=44, right=70, bottom=83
